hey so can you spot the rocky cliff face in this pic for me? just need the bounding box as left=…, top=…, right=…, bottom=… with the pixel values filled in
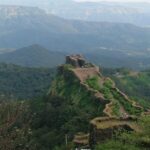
left=45, top=1, right=150, bottom=26
left=0, top=5, right=46, bottom=18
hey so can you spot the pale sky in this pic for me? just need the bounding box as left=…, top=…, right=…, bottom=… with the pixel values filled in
left=0, top=0, right=149, bottom=7
left=75, top=0, right=150, bottom=2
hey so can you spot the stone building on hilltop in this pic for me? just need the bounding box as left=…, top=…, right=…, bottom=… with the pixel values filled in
left=66, top=54, right=92, bottom=68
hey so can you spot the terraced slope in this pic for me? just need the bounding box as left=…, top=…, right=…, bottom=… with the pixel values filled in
left=49, top=55, right=146, bottom=148
left=72, top=66, right=143, bottom=118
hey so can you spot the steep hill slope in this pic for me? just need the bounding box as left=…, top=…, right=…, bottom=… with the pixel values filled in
left=0, top=44, right=65, bottom=67
left=102, top=68, right=150, bottom=108
left=49, top=55, right=149, bottom=148
left=50, top=55, right=144, bottom=118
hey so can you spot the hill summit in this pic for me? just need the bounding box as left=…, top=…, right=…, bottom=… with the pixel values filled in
left=49, top=54, right=147, bottom=148
left=0, top=44, right=65, bottom=67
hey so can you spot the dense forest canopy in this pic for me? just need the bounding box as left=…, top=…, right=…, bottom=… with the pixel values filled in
left=0, top=63, right=55, bottom=99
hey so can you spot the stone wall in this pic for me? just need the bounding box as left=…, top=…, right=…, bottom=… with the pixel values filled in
left=89, top=116, right=138, bottom=147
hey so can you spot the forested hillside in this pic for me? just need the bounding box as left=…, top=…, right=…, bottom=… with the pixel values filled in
left=0, top=57, right=149, bottom=150
left=0, top=63, right=55, bottom=99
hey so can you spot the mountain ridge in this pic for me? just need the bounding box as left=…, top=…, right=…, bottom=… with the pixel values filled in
left=0, top=44, right=65, bottom=67
left=45, top=1, right=150, bottom=27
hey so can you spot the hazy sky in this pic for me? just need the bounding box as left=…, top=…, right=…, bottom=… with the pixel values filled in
left=0, top=0, right=149, bottom=7
left=0, top=0, right=149, bottom=5
left=76, top=0, right=149, bottom=2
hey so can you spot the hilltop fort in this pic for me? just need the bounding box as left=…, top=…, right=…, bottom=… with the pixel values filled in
left=66, top=54, right=86, bottom=68
left=50, top=54, right=145, bottom=149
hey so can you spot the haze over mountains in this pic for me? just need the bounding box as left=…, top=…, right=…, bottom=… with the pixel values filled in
left=45, top=1, right=150, bottom=27
left=0, top=5, right=150, bottom=69
left=1, top=0, right=150, bottom=26
left=0, top=5, right=150, bottom=51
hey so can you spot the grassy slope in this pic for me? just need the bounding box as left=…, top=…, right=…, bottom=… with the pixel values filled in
left=50, top=67, right=105, bottom=117
left=102, top=68, right=150, bottom=108
left=114, top=71, right=150, bottom=108
left=85, top=74, right=142, bottom=116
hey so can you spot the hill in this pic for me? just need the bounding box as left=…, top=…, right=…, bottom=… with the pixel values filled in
left=0, top=55, right=149, bottom=149
left=49, top=55, right=149, bottom=148
left=0, top=44, right=65, bottom=67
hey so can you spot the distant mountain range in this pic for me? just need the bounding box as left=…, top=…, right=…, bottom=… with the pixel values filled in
left=0, top=5, right=150, bottom=69
left=0, top=45, right=65, bottom=67
left=39, top=1, right=150, bottom=27
left=1, top=1, right=150, bottom=26
left=0, top=5, right=150, bottom=52
left=0, top=44, right=150, bottom=70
